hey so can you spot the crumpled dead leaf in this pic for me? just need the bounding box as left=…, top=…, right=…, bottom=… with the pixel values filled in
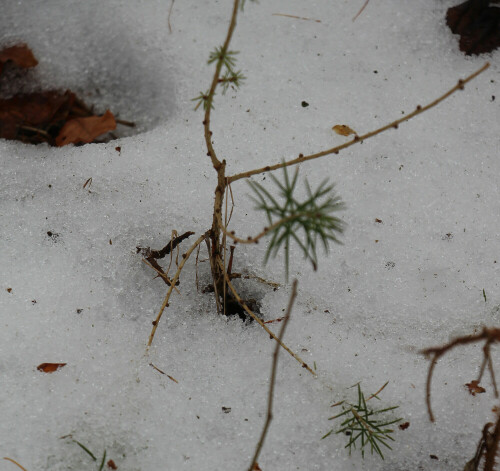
left=0, top=42, right=128, bottom=146
left=465, top=379, right=486, bottom=396
left=332, top=124, right=357, bottom=137
left=0, top=43, right=38, bottom=75
left=55, top=110, right=116, bottom=146
left=0, top=91, right=75, bottom=140
left=446, top=0, right=500, bottom=55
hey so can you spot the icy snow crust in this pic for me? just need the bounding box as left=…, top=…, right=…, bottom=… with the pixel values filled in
left=1, top=1, right=499, bottom=470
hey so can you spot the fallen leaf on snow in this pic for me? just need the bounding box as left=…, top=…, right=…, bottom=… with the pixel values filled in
left=465, top=380, right=486, bottom=396
left=55, top=110, right=116, bottom=146
left=0, top=43, right=38, bottom=75
left=37, top=362, right=67, bottom=373
left=0, top=90, right=75, bottom=141
left=332, top=124, right=357, bottom=136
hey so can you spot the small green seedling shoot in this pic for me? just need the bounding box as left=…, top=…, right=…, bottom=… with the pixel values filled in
left=322, top=382, right=401, bottom=459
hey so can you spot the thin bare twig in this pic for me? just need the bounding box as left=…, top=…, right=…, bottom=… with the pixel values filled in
left=168, top=0, right=175, bottom=33
left=484, top=415, right=500, bottom=471
left=216, top=210, right=331, bottom=246
left=421, top=327, right=500, bottom=422
left=464, top=422, right=494, bottom=471
left=227, top=62, right=490, bottom=185
left=223, top=268, right=314, bottom=375
left=141, top=258, right=181, bottom=293
left=3, top=458, right=28, bottom=471
left=366, top=381, right=389, bottom=401
left=248, top=279, right=298, bottom=471
left=147, top=233, right=207, bottom=348
left=352, top=0, right=370, bottom=22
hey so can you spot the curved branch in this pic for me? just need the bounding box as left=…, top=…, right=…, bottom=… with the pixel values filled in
left=227, top=62, right=490, bottom=184
left=421, top=327, right=500, bottom=422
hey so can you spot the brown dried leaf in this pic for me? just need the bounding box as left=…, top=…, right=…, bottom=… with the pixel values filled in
left=466, top=380, right=486, bottom=396
left=107, top=459, right=117, bottom=469
left=332, top=124, right=357, bottom=136
left=0, top=90, right=75, bottom=140
left=37, top=362, right=67, bottom=373
left=55, top=110, right=116, bottom=146
left=399, top=421, right=410, bottom=430
left=0, top=43, right=38, bottom=75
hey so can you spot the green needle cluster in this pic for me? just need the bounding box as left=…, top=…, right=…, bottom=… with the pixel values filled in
left=322, top=383, right=401, bottom=459
left=248, top=165, right=345, bottom=281
left=192, top=46, right=245, bottom=110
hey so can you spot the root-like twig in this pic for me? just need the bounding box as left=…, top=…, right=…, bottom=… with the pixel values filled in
left=421, top=327, right=500, bottom=422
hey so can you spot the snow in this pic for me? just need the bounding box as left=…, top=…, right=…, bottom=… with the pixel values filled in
left=1, top=1, right=499, bottom=470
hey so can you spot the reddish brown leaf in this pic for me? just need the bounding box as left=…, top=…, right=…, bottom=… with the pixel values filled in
left=37, top=362, right=67, bottom=373
left=107, top=459, right=117, bottom=469
left=399, top=421, right=410, bottom=430
left=446, top=0, right=500, bottom=55
left=0, top=44, right=38, bottom=75
left=465, top=380, right=486, bottom=396
left=55, top=110, right=116, bottom=146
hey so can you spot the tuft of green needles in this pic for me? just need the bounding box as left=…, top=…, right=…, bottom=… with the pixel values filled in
left=248, top=165, right=345, bottom=281
left=322, top=383, right=401, bottom=459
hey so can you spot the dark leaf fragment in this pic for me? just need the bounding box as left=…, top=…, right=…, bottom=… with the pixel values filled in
left=466, top=379, right=486, bottom=395
left=0, top=43, right=38, bottom=75
left=446, top=0, right=500, bottom=55
left=37, top=362, right=67, bottom=373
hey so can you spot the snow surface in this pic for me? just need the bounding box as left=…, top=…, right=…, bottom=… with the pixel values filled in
left=1, top=1, right=499, bottom=470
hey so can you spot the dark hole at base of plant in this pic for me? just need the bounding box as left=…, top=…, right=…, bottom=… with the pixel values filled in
left=138, top=231, right=267, bottom=323
left=202, top=281, right=261, bottom=322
